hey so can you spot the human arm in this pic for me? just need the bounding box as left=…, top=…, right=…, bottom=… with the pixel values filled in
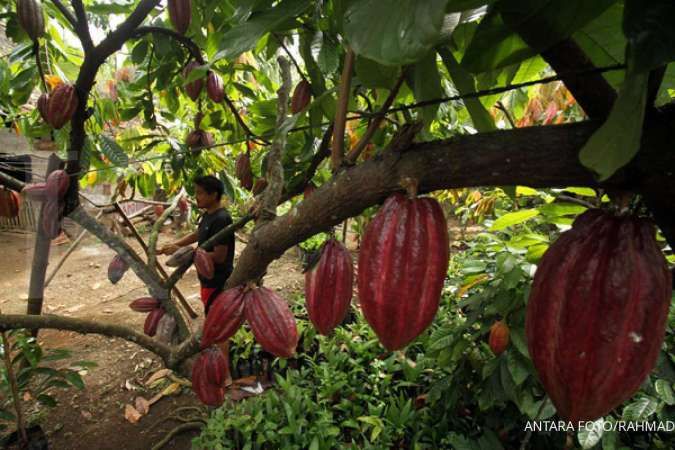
left=158, top=231, right=198, bottom=255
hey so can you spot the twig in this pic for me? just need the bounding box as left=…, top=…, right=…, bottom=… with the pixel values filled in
left=495, top=101, right=517, bottom=129
left=331, top=49, right=355, bottom=172
left=346, top=73, right=405, bottom=163
left=223, top=95, right=269, bottom=145
left=151, top=422, right=204, bottom=450
left=273, top=33, right=309, bottom=83
left=1, top=331, right=27, bottom=446
left=258, top=56, right=292, bottom=224
left=33, top=42, right=48, bottom=93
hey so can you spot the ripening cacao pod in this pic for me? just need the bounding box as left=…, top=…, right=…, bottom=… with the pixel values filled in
left=357, top=192, right=449, bottom=350
left=206, top=71, right=224, bottom=103
left=167, top=0, right=191, bottom=35
left=16, top=0, right=45, bottom=41
left=191, top=354, right=225, bottom=406
left=41, top=199, right=62, bottom=239
left=22, top=183, right=46, bottom=202
left=201, top=286, right=246, bottom=349
left=251, top=178, right=267, bottom=196
left=129, top=297, right=160, bottom=313
left=526, top=209, right=672, bottom=422
left=0, top=190, right=20, bottom=218
left=305, top=239, right=354, bottom=335
left=165, top=246, right=194, bottom=267
left=144, top=307, right=165, bottom=337
left=37, top=93, right=49, bottom=122
left=291, top=80, right=312, bottom=114
left=45, top=170, right=69, bottom=201
left=185, top=130, right=214, bottom=149
left=46, top=84, right=78, bottom=129
left=235, top=152, right=253, bottom=191
left=107, top=254, right=129, bottom=285
left=196, top=347, right=228, bottom=386
left=154, top=205, right=165, bottom=217
left=178, top=197, right=189, bottom=213
left=244, top=287, right=298, bottom=358
left=488, top=321, right=510, bottom=356
left=193, top=248, right=214, bottom=280
left=303, top=183, right=315, bottom=200
left=183, top=61, right=203, bottom=101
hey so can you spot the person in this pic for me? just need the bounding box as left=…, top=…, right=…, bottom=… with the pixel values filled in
left=158, top=175, right=235, bottom=386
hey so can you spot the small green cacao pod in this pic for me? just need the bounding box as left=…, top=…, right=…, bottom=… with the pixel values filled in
left=16, top=0, right=45, bottom=41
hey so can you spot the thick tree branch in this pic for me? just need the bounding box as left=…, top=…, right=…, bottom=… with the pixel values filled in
left=72, top=0, right=94, bottom=52
left=540, top=39, right=617, bottom=119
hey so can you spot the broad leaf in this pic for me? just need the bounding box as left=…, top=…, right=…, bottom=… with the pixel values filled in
left=579, top=70, right=649, bottom=180
left=99, top=135, right=130, bottom=168
left=577, top=419, right=605, bottom=448
left=622, top=396, right=658, bottom=421
left=655, top=379, right=675, bottom=406
left=355, top=56, right=400, bottom=90
left=343, top=0, right=450, bottom=66
left=410, top=51, right=444, bottom=125
left=490, top=209, right=539, bottom=231
left=623, top=0, right=675, bottom=73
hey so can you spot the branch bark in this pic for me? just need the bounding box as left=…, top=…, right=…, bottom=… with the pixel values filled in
left=51, top=0, right=77, bottom=29
left=72, top=0, right=94, bottom=52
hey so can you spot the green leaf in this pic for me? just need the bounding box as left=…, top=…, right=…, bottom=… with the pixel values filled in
left=505, top=351, right=529, bottom=386
left=579, top=70, right=649, bottom=180
left=447, top=0, right=496, bottom=12
left=99, top=135, right=130, bottom=168
left=622, top=396, right=658, bottom=421
left=344, top=0, right=450, bottom=66
left=215, top=0, right=310, bottom=61
left=578, top=419, right=605, bottom=448
left=538, top=203, right=587, bottom=217
left=355, top=56, right=400, bottom=90
left=623, top=0, right=675, bottom=72
left=37, top=394, right=58, bottom=407
left=655, top=380, right=675, bottom=405
left=410, top=51, right=443, bottom=124
left=0, top=409, right=16, bottom=421
left=64, top=371, right=85, bottom=390
left=317, top=36, right=340, bottom=74
left=490, top=209, right=539, bottom=231
left=131, top=40, right=149, bottom=65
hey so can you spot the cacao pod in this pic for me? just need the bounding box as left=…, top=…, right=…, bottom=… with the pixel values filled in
left=251, top=178, right=267, bottom=196
left=46, top=84, right=78, bottom=129
left=244, top=287, right=298, bottom=358
left=197, top=347, right=228, bottom=386
left=0, top=190, right=20, bottom=218
left=235, top=152, right=253, bottom=191
left=291, top=80, right=312, bottom=114
left=206, top=71, right=224, bottom=103
left=186, top=130, right=213, bottom=149
left=41, top=199, right=63, bottom=239
left=178, top=197, right=189, bottom=213
left=303, top=183, right=315, bottom=200
left=154, top=205, right=165, bottom=217
left=526, top=209, right=672, bottom=422
left=167, top=0, right=191, bottom=35
left=201, top=286, right=246, bottom=349
left=165, top=246, right=194, bottom=267
left=144, top=307, right=165, bottom=337
left=305, top=239, right=354, bottom=335
left=357, top=192, right=449, bottom=350
left=488, top=321, right=510, bottom=356
left=107, top=254, right=129, bottom=285
left=193, top=248, right=214, bottom=280
left=37, top=93, right=49, bottom=122
left=16, top=0, right=44, bottom=41
left=21, top=182, right=46, bottom=202
left=129, top=297, right=160, bottom=313
left=183, top=61, right=204, bottom=101
left=191, top=354, right=224, bottom=406
left=155, top=313, right=177, bottom=344
left=45, top=169, right=69, bottom=201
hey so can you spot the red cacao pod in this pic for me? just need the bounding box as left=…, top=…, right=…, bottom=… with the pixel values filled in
left=526, top=209, right=672, bottom=422
left=244, top=287, right=298, bottom=358
left=129, top=297, right=160, bottom=313
left=167, top=0, right=191, bottom=35
left=46, top=84, right=78, bottom=129
left=144, top=307, right=165, bottom=336
left=191, top=354, right=225, bottom=406
left=21, top=182, right=46, bottom=202
left=37, top=93, right=49, bottom=122
left=0, top=190, right=20, bottom=218
left=154, top=205, right=165, bottom=217
left=201, top=286, right=246, bottom=349
left=251, top=178, right=267, bottom=196
left=305, top=239, right=354, bottom=335
left=291, top=80, right=312, bottom=114
left=196, top=347, right=228, bottom=386
left=206, top=71, right=224, bottom=103
left=193, top=248, right=214, bottom=280
left=357, top=192, right=449, bottom=350
left=41, top=199, right=62, bottom=239
left=303, top=183, right=315, bottom=200
left=183, top=61, right=204, bottom=101
left=488, top=321, right=510, bottom=356
left=235, top=152, right=253, bottom=191
left=45, top=169, right=69, bottom=201
left=107, top=254, right=129, bottom=285
left=16, top=0, right=44, bottom=41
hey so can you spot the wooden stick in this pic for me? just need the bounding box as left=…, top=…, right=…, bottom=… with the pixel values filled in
left=114, top=203, right=198, bottom=319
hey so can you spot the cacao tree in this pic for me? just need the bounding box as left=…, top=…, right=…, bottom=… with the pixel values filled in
left=0, top=0, right=673, bottom=446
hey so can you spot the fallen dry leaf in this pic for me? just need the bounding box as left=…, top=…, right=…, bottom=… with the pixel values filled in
left=145, top=368, right=172, bottom=386
left=161, top=382, right=181, bottom=397
left=134, top=396, right=150, bottom=415
left=124, top=404, right=142, bottom=424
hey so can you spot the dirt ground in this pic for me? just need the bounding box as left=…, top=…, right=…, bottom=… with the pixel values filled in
left=0, top=228, right=307, bottom=450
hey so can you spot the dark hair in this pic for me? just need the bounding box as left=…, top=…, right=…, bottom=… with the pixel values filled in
left=194, top=175, right=224, bottom=199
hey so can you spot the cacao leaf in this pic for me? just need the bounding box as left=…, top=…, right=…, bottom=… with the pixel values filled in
left=489, top=209, right=539, bottom=231
left=623, top=0, right=675, bottom=73
left=622, top=397, right=658, bottom=421
left=577, top=419, right=604, bottom=448
left=99, top=135, right=129, bottom=168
